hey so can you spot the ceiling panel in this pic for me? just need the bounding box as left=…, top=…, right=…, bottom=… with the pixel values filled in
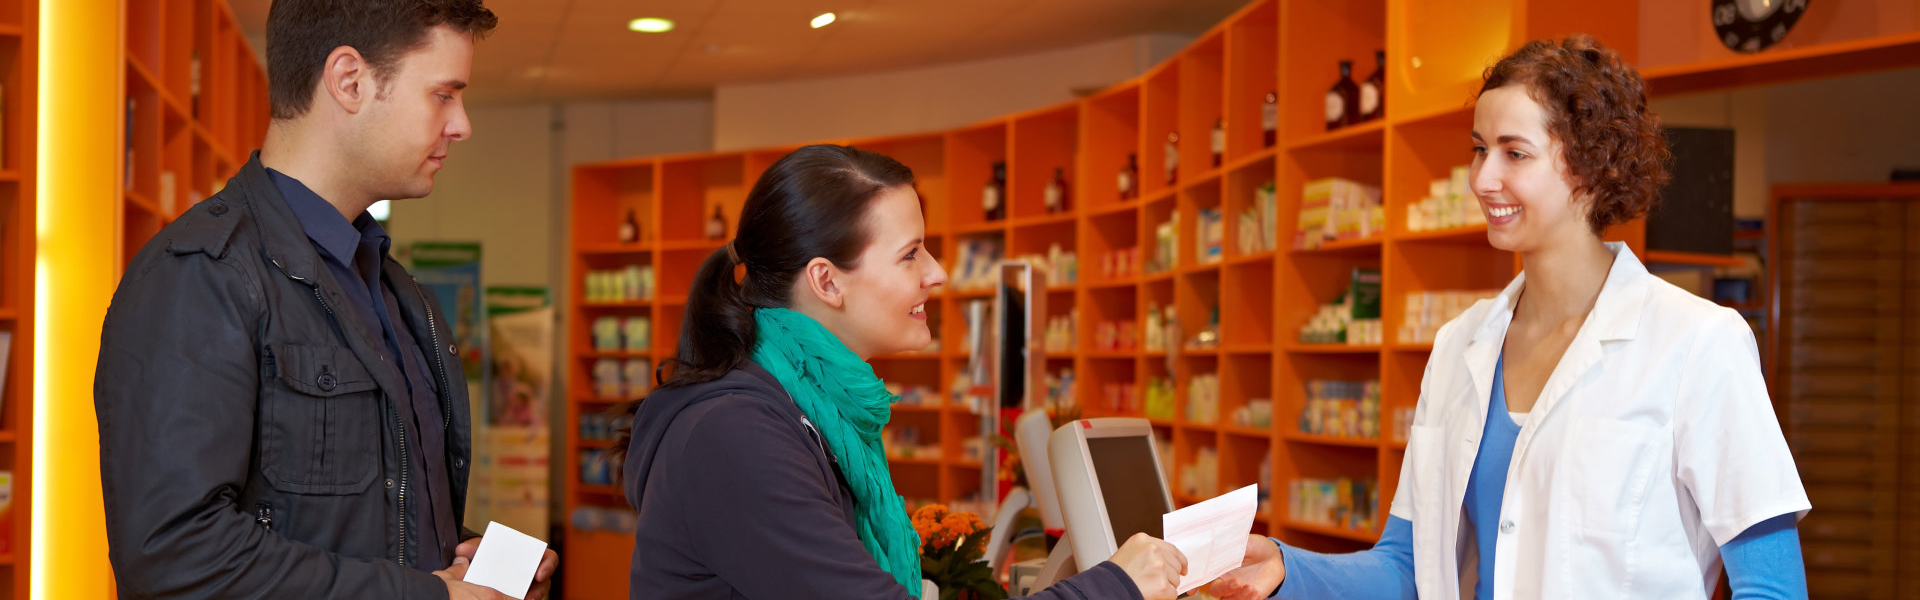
left=228, top=0, right=1242, bottom=105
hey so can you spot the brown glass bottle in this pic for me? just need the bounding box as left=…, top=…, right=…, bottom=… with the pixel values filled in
left=1326, top=60, right=1359, bottom=131
left=1262, top=90, right=1278, bottom=148
left=1359, top=50, right=1385, bottom=123
left=1045, top=167, right=1070, bottom=214
left=1211, top=118, right=1225, bottom=168
left=983, top=161, right=1007, bottom=221
left=1120, top=153, right=1140, bottom=201
left=1164, top=131, right=1180, bottom=186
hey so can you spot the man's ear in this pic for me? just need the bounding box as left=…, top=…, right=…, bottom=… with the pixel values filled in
left=321, top=45, right=372, bottom=114
left=800, top=257, right=845, bottom=309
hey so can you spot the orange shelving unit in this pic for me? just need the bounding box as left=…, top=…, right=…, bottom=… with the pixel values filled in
left=120, top=0, right=270, bottom=271
left=0, top=0, right=32, bottom=597
left=566, top=0, right=1920, bottom=595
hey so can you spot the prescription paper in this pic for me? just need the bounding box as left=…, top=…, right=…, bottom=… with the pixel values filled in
left=1162, top=484, right=1259, bottom=594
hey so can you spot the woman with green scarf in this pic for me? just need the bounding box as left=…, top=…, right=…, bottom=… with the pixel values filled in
left=614, top=145, right=1186, bottom=600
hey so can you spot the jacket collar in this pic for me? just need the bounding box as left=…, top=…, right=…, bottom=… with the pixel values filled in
left=235, top=152, right=332, bottom=282
left=1469, top=242, right=1650, bottom=347
left=1461, top=243, right=1651, bottom=441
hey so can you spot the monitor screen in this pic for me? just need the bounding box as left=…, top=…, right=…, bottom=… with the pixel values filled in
left=1086, top=435, right=1170, bottom=548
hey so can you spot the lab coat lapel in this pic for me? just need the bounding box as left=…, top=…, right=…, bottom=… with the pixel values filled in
left=1514, top=243, right=1648, bottom=452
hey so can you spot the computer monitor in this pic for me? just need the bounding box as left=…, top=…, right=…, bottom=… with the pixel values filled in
left=1048, top=418, right=1174, bottom=572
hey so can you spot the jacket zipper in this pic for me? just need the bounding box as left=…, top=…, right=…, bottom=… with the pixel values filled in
left=255, top=502, right=274, bottom=531
left=271, top=257, right=412, bottom=568
left=409, top=277, right=455, bottom=430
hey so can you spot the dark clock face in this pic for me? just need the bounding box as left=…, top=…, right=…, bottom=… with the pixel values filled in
left=1712, top=0, right=1809, bottom=53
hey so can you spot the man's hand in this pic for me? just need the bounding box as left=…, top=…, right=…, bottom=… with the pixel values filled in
left=1207, top=534, right=1285, bottom=600
left=434, top=558, right=512, bottom=600
left=453, top=536, right=561, bottom=600
left=1109, top=532, right=1189, bottom=600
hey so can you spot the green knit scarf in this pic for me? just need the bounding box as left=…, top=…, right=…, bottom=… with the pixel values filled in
left=750, top=308, right=923, bottom=590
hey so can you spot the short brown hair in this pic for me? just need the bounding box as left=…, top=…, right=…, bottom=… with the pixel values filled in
left=266, top=0, right=498, bottom=120
left=1479, top=34, right=1670, bottom=235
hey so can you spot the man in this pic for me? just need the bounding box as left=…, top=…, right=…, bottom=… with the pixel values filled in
left=95, top=1, right=556, bottom=598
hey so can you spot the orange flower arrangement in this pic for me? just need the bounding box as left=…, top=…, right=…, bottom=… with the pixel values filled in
left=912, top=504, right=1005, bottom=600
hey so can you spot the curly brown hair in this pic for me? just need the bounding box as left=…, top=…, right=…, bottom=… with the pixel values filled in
left=1478, top=34, right=1670, bottom=235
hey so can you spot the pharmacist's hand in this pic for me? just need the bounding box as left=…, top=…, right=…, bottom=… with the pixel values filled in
left=454, top=538, right=560, bottom=600
left=433, top=559, right=512, bottom=600
left=1207, top=534, right=1285, bottom=600
left=1110, top=532, right=1187, bottom=600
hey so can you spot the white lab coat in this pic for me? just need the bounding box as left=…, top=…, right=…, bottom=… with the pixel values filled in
left=1389, top=243, right=1810, bottom=600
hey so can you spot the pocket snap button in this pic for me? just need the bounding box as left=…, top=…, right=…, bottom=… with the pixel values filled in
left=316, top=370, right=338, bottom=392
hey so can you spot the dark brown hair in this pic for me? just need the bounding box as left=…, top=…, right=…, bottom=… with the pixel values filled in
left=609, top=145, right=917, bottom=469
left=1479, top=34, right=1671, bottom=235
left=266, top=0, right=499, bottom=120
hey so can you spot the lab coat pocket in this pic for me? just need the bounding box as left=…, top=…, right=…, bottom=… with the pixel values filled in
left=1566, top=417, right=1665, bottom=538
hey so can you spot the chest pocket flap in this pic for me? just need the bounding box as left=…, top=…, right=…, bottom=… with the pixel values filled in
left=264, top=343, right=383, bottom=495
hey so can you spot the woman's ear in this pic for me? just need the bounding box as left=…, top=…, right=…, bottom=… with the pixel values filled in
left=801, top=257, right=845, bottom=309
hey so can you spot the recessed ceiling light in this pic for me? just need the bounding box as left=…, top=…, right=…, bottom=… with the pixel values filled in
left=811, top=12, right=836, bottom=29
left=629, top=17, right=675, bottom=33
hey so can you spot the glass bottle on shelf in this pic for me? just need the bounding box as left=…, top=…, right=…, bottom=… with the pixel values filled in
left=619, top=209, right=640, bottom=243
left=705, top=204, right=727, bottom=239
left=983, top=161, right=1007, bottom=222
left=1164, top=132, right=1180, bottom=186
left=190, top=50, right=202, bottom=119
left=1120, top=153, right=1139, bottom=201
left=1326, top=60, right=1358, bottom=131
left=1262, top=90, right=1278, bottom=148
left=1211, top=118, right=1225, bottom=167
left=1045, top=167, right=1070, bottom=214
left=1360, top=50, right=1385, bottom=122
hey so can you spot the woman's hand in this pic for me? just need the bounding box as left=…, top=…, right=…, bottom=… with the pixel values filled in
left=1207, top=534, right=1286, bottom=600
left=1109, top=532, right=1188, bottom=600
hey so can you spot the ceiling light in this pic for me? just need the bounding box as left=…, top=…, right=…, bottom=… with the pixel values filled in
left=811, top=12, right=836, bottom=29
left=629, top=18, right=675, bottom=33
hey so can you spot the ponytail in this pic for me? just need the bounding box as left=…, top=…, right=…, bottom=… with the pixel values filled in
left=609, top=144, right=916, bottom=476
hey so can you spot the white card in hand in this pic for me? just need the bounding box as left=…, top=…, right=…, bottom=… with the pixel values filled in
left=1162, top=484, right=1259, bottom=594
left=464, top=521, right=549, bottom=600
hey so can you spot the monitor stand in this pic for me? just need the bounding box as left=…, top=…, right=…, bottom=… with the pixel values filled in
left=1027, top=536, right=1080, bottom=592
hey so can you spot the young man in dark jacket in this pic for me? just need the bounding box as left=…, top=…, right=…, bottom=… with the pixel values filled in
left=94, top=1, right=555, bottom=598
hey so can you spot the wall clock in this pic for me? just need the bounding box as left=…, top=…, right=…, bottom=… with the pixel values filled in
left=1712, top=0, right=1809, bottom=53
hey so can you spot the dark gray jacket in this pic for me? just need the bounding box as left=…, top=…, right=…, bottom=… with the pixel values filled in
left=623, top=361, right=1143, bottom=600
left=95, top=155, right=472, bottom=599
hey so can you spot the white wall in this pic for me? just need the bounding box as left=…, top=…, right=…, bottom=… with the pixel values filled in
left=387, top=99, right=717, bottom=289
left=1651, top=66, right=1920, bottom=218
left=713, top=33, right=1193, bottom=150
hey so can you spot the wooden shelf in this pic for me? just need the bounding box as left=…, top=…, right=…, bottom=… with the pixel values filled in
left=956, top=221, right=1007, bottom=235
left=1221, top=344, right=1273, bottom=355
left=1279, top=518, right=1379, bottom=544
left=1225, top=250, right=1276, bottom=266
left=1396, top=224, right=1488, bottom=244
left=1285, top=344, right=1381, bottom=355
left=1642, top=30, right=1920, bottom=98
left=1292, top=236, right=1383, bottom=255
left=581, top=300, right=653, bottom=309
left=578, top=243, right=652, bottom=256
left=1644, top=250, right=1743, bottom=269
left=1282, top=431, right=1382, bottom=449
left=1223, top=425, right=1271, bottom=439
left=660, top=239, right=725, bottom=251
left=1284, top=120, right=1386, bottom=153
left=1012, top=212, right=1076, bottom=228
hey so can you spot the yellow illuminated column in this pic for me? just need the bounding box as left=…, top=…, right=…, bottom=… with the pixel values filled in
left=36, top=0, right=120, bottom=597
